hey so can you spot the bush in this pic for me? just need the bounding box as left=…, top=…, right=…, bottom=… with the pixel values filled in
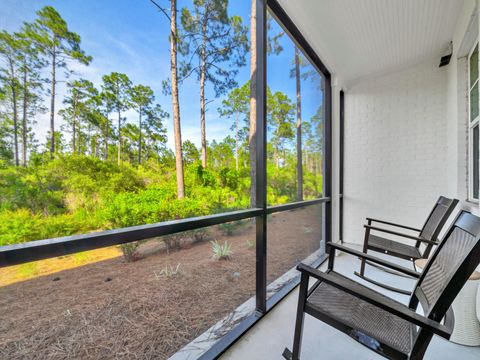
left=101, top=184, right=212, bottom=229
left=0, top=209, right=101, bottom=246
left=190, top=229, right=210, bottom=242
left=218, top=220, right=244, bottom=236
left=161, top=233, right=184, bottom=254
left=0, top=166, right=65, bottom=214
left=0, top=153, right=323, bottom=249
left=219, top=167, right=239, bottom=190
left=121, top=242, right=143, bottom=262
left=0, top=210, right=40, bottom=246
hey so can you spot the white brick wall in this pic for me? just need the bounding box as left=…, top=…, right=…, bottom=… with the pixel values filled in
left=343, top=59, right=449, bottom=244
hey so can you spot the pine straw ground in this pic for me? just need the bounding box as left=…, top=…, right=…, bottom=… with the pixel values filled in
left=0, top=206, right=322, bottom=360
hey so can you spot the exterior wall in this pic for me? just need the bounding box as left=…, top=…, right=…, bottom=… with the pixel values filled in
left=343, top=59, right=449, bottom=244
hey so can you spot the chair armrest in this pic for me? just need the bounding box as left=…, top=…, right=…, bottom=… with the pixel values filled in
left=366, top=217, right=421, bottom=232
left=328, top=243, right=420, bottom=278
left=365, top=225, right=438, bottom=245
left=297, top=263, right=451, bottom=339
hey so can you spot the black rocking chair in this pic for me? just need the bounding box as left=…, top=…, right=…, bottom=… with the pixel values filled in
left=356, top=196, right=458, bottom=294
left=283, top=210, right=480, bottom=360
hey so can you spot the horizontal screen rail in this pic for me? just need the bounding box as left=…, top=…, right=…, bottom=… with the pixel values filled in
left=0, top=208, right=263, bottom=268
left=266, top=197, right=330, bottom=214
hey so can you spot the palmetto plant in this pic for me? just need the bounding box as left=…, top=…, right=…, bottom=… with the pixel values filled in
left=154, top=263, right=181, bottom=279
left=210, top=240, right=233, bottom=260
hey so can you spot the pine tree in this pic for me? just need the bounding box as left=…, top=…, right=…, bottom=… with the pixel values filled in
left=98, top=90, right=115, bottom=160
left=25, top=6, right=91, bottom=157
left=0, top=92, right=13, bottom=163
left=182, top=140, right=200, bottom=165
left=130, top=84, right=154, bottom=164
left=101, top=72, right=132, bottom=165
left=218, top=82, right=250, bottom=170
left=0, top=31, right=21, bottom=166
left=150, top=0, right=185, bottom=199
left=143, top=103, right=169, bottom=160
left=16, top=30, right=45, bottom=166
left=290, top=47, right=317, bottom=200
left=181, top=0, right=248, bottom=168
left=59, top=78, right=97, bottom=154
left=268, top=91, right=295, bottom=168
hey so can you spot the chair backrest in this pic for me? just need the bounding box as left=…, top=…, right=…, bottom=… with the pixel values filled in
left=409, top=210, right=480, bottom=357
left=416, top=196, right=458, bottom=258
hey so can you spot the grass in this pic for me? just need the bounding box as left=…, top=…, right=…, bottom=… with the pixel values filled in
left=17, top=262, right=39, bottom=278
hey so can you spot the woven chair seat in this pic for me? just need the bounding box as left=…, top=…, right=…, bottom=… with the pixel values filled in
left=368, top=234, right=422, bottom=259
left=307, top=271, right=414, bottom=354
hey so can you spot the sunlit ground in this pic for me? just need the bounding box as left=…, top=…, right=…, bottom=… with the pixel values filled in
left=0, top=246, right=122, bottom=287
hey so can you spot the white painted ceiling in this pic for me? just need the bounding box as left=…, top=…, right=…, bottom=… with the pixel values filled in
left=277, top=0, right=464, bottom=86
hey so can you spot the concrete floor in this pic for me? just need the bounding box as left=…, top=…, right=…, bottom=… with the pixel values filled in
left=221, top=245, right=480, bottom=360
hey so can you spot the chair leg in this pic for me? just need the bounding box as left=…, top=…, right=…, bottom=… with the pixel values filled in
left=283, top=272, right=309, bottom=360
left=359, top=220, right=372, bottom=277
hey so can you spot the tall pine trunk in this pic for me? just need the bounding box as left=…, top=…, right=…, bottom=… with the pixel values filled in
left=9, top=59, right=19, bottom=166
left=21, top=66, right=28, bottom=166
left=274, top=144, right=279, bottom=168
left=249, top=0, right=257, bottom=208
left=72, top=98, right=77, bottom=154
left=200, top=19, right=207, bottom=168
left=295, top=47, right=303, bottom=201
left=49, top=45, right=56, bottom=157
left=138, top=107, right=142, bottom=164
left=235, top=111, right=239, bottom=171
left=104, top=119, right=109, bottom=160
left=117, top=109, right=121, bottom=165
left=170, top=0, right=185, bottom=199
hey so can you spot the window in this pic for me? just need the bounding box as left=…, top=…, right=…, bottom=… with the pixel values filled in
left=266, top=14, right=326, bottom=206
left=265, top=8, right=329, bottom=299
left=469, top=43, right=479, bottom=200
left=0, top=1, right=332, bottom=359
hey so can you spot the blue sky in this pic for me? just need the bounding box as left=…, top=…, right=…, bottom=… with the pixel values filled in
left=0, top=0, right=324, bottom=150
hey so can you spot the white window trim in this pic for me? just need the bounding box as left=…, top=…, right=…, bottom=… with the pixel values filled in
left=468, top=41, right=479, bottom=202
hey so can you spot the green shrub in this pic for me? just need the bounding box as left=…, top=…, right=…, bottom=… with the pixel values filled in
left=120, top=242, right=143, bottom=262
left=0, top=210, right=40, bottom=246
left=190, top=229, right=210, bottom=242
left=218, top=220, right=244, bottom=236
left=0, top=152, right=323, bottom=249
left=161, top=233, right=184, bottom=254
left=219, top=167, right=239, bottom=190
left=0, top=209, right=101, bottom=246
left=194, top=164, right=217, bottom=187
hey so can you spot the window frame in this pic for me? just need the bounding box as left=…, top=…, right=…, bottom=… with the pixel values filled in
left=468, top=41, right=479, bottom=202
left=339, top=90, right=344, bottom=242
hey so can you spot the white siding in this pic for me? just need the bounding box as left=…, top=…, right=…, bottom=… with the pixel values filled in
left=343, top=59, right=448, bottom=244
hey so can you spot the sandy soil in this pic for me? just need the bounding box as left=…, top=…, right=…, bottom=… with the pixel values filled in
left=0, top=206, right=322, bottom=360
